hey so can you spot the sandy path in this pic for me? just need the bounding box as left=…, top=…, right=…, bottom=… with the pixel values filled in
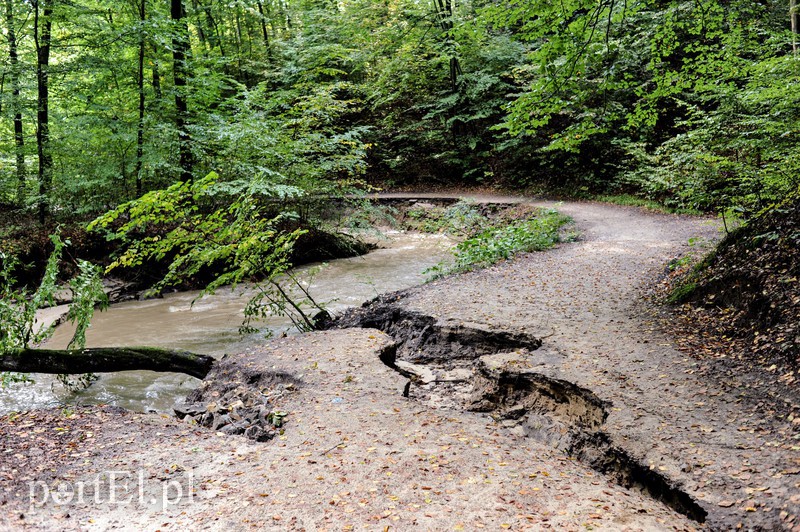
left=396, top=200, right=800, bottom=530
left=1, top=198, right=798, bottom=531
left=0, top=329, right=696, bottom=531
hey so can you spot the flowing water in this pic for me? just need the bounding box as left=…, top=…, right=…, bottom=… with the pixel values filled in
left=0, top=231, right=453, bottom=414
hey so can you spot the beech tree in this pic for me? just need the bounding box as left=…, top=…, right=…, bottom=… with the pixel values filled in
left=34, top=0, right=53, bottom=223
left=0, top=0, right=795, bottom=239
left=5, top=0, right=26, bottom=207
left=171, top=0, right=193, bottom=182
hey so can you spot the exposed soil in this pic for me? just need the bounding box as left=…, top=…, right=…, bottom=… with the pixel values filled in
left=663, top=186, right=800, bottom=378
left=1, top=197, right=799, bottom=531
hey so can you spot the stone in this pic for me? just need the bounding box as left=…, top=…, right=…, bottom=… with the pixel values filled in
left=395, top=361, right=436, bottom=384
left=222, top=422, right=247, bottom=436
left=199, top=413, right=214, bottom=426
left=174, top=403, right=205, bottom=420
left=244, top=426, right=265, bottom=441
left=212, top=413, right=232, bottom=431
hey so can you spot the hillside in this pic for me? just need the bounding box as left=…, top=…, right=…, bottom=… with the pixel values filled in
left=669, top=189, right=800, bottom=382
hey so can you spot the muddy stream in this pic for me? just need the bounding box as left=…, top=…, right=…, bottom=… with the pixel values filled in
left=0, top=231, right=453, bottom=414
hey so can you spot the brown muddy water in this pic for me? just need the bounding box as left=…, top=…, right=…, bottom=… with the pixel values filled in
left=0, top=231, right=453, bottom=414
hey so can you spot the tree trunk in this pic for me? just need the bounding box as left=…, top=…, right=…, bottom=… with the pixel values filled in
left=792, top=0, right=798, bottom=55
left=151, top=49, right=163, bottom=100
left=34, top=0, right=53, bottom=224
left=256, top=0, right=271, bottom=57
left=6, top=0, right=26, bottom=208
left=280, top=0, right=291, bottom=31
left=1, top=347, right=215, bottom=379
left=433, top=0, right=462, bottom=92
left=233, top=5, right=243, bottom=67
left=197, top=0, right=225, bottom=56
left=135, top=0, right=146, bottom=197
left=190, top=0, right=209, bottom=50
left=171, top=0, right=193, bottom=183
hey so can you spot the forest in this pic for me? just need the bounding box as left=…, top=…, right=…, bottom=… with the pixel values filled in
left=0, top=0, right=798, bottom=367
left=2, top=3, right=800, bottom=529
left=0, top=0, right=795, bottom=218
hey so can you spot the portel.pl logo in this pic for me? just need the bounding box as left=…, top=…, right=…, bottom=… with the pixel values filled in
left=28, top=469, right=194, bottom=510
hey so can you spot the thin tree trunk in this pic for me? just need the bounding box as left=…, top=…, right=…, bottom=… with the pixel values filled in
left=34, top=0, right=53, bottom=224
left=280, top=0, right=291, bottom=31
left=244, top=8, right=254, bottom=60
left=190, top=0, right=209, bottom=51
left=256, top=0, right=271, bottom=57
left=433, top=0, right=462, bottom=91
left=135, top=0, right=146, bottom=196
left=792, top=0, right=798, bottom=55
left=234, top=6, right=242, bottom=62
left=6, top=0, right=26, bottom=207
left=199, top=0, right=225, bottom=56
left=1, top=346, right=215, bottom=379
left=171, top=0, right=193, bottom=183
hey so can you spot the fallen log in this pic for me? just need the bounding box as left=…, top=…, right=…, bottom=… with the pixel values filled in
left=0, top=347, right=215, bottom=379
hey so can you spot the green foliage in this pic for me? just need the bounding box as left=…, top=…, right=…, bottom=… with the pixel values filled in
left=467, top=0, right=800, bottom=210
left=65, top=260, right=108, bottom=350
left=428, top=208, right=572, bottom=278
left=241, top=269, right=328, bottom=336
left=90, top=172, right=303, bottom=293
left=0, top=0, right=798, bottom=231
left=0, top=232, right=106, bottom=389
left=89, top=171, right=322, bottom=335
left=404, top=200, right=489, bottom=236
left=0, top=371, right=32, bottom=388
left=0, top=234, right=66, bottom=353
left=667, top=281, right=698, bottom=304
left=594, top=194, right=701, bottom=215
left=339, top=200, right=399, bottom=233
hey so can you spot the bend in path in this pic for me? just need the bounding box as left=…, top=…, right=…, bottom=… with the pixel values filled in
left=3, top=197, right=799, bottom=531
left=391, top=199, right=799, bottom=530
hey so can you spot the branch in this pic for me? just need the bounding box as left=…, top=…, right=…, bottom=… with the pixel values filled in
left=1, top=347, right=215, bottom=379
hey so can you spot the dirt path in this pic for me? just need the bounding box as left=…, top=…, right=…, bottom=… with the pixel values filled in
left=2, top=198, right=799, bottom=531
left=353, top=199, right=800, bottom=529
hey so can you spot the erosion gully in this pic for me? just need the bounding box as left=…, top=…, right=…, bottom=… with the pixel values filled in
left=333, top=298, right=708, bottom=524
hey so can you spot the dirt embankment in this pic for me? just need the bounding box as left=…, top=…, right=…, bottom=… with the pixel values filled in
left=665, top=187, right=800, bottom=379
left=2, top=198, right=799, bottom=531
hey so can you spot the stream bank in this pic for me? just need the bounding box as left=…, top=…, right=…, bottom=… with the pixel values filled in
left=2, top=229, right=455, bottom=414
left=1, top=198, right=799, bottom=530
left=5, top=198, right=547, bottom=415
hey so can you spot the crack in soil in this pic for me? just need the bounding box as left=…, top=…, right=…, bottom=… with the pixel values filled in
left=333, top=299, right=708, bottom=524
left=334, top=293, right=542, bottom=364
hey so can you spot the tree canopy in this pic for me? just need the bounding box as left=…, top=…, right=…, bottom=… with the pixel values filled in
left=0, top=0, right=793, bottom=219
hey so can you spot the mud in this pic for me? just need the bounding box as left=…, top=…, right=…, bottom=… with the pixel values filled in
left=334, top=298, right=542, bottom=364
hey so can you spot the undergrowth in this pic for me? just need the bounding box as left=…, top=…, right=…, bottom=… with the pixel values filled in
left=661, top=188, right=800, bottom=374
left=427, top=208, right=573, bottom=279
left=402, top=199, right=491, bottom=236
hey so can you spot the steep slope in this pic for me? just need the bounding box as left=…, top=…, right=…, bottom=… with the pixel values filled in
left=672, top=188, right=800, bottom=373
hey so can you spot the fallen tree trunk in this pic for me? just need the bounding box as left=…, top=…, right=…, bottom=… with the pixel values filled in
left=0, top=347, right=215, bottom=379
